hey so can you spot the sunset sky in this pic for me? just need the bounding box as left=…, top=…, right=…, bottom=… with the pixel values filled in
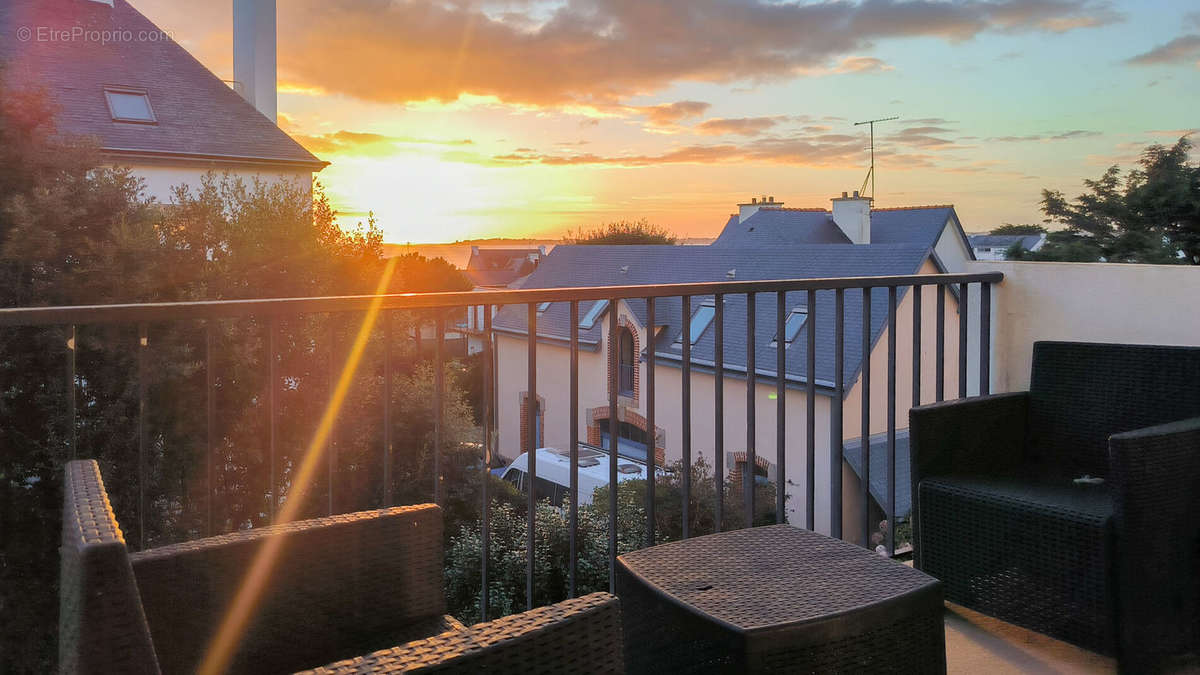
left=133, top=0, right=1199, bottom=243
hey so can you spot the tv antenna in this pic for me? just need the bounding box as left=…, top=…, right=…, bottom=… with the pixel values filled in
left=854, top=116, right=898, bottom=202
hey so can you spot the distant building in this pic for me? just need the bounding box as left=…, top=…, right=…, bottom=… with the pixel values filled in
left=0, top=0, right=326, bottom=202
left=968, top=233, right=1046, bottom=261
left=464, top=246, right=545, bottom=289
left=491, top=191, right=977, bottom=539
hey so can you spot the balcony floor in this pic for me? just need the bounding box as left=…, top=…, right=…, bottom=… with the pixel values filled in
left=944, top=602, right=1114, bottom=674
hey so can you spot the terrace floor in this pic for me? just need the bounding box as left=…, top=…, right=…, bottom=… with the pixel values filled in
left=944, top=602, right=1114, bottom=674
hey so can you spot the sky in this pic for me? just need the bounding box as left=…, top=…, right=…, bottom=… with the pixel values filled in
left=131, top=0, right=1200, bottom=243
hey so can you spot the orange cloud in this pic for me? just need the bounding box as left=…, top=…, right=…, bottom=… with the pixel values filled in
left=695, top=117, right=781, bottom=136
left=1126, top=35, right=1200, bottom=66
left=273, top=0, right=1119, bottom=106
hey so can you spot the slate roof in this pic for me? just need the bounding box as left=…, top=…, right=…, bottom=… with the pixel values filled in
left=968, top=234, right=1043, bottom=250
left=492, top=244, right=934, bottom=396
left=465, top=248, right=540, bottom=287
left=712, top=206, right=967, bottom=256
left=0, top=0, right=324, bottom=169
left=842, top=430, right=912, bottom=520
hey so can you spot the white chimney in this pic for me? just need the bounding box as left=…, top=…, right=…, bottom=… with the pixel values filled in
left=234, top=0, right=277, bottom=122
left=831, top=190, right=871, bottom=244
left=736, top=195, right=783, bottom=223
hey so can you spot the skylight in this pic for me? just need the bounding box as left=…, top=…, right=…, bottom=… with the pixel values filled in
left=104, top=87, right=156, bottom=123
left=772, top=308, right=808, bottom=347
left=578, top=300, right=608, bottom=329
left=675, top=302, right=715, bottom=346
left=536, top=301, right=552, bottom=313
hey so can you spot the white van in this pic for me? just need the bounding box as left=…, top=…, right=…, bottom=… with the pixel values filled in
left=498, top=443, right=653, bottom=506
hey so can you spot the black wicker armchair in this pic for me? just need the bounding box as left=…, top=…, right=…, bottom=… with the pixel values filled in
left=60, top=459, right=624, bottom=674
left=910, top=341, right=1200, bottom=672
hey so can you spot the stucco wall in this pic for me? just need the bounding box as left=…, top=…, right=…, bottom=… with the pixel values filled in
left=113, top=162, right=314, bottom=203
left=973, top=260, right=1200, bottom=393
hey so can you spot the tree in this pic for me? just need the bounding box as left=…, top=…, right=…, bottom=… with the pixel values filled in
left=989, top=223, right=1046, bottom=236
left=1030, top=136, right=1198, bottom=264
left=563, top=218, right=678, bottom=245
left=0, top=79, right=477, bottom=671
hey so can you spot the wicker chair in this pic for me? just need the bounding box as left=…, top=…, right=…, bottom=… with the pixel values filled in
left=910, top=341, right=1200, bottom=672
left=60, top=459, right=624, bottom=674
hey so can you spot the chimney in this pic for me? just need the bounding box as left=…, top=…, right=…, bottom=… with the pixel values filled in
left=234, top=0, right=277, bottom=122
left=736, top=195, right=785, bottom=223
left=831, top=190, right=871, bottom=244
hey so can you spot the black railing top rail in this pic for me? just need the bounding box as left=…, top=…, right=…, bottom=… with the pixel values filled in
left=0, top=271, right=1002, bottom=326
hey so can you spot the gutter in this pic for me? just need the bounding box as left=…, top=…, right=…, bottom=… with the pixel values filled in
left=102, top=147, right=329, bottom=172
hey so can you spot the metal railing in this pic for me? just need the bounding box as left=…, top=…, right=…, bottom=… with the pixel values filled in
left=0, top=269, right=1001, bottom=621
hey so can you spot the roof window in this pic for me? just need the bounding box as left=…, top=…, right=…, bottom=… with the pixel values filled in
left=579, top=300, right=608, bottom=329
left=104, top=87, right=156, bottom=124
left=771, top=308, right=808, bottom=348
left=675, top=301, right=715, bottom=346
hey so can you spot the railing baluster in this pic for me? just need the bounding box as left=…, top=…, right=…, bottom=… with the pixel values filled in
left=936, top=285, right=946, bottom=403
left=805, top=289, right=816, bottom=531
left=434, top=317, right=444, bottom=504
left=980, top=283, right=991, bottom=396
left=206, top=321, right=214, bottom=536
left=831, top=289, right=844, bottom=539
left=481, top=307, right=493, bottom=621
left=526, top=304, right=537, bottom=610
left=569, top=301, right=579, bottom=597
left=138, top=322, right=148, bottom=550
left=607, top=298, right=619, bottom=591
left=860, top=289, right=871, bottom=547
left=714, top=293, right=724, bottom=532
left=887, top=287, right=897, bottom=556
left=383, top=311, right=393, bottom=507
left=327, top=320, right=335, bottom=516
left=66, top=324, right=76, bottom=460
left=745, top=292, right=756, bottom=525
left=268, top=317, right=277, bottom=520
left=775, top=291, right=785, bottom=525
left=958, top=282, right=969, bottom=399
left=645, top=297, right=657, bottom=546
left=681, top=295, right=692, bottom=539
left=912, top=285, right=922, bottom=408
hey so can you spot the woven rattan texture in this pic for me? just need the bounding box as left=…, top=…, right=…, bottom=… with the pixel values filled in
left=919, top=477, right=1113, bottom=653
left=60, top=460, right=160, bottom=674
left=615, top=525, right=944, bottom=674
left=298, top=592, right=624, bottom=674
left=1028, top=341, right=1200, bottom=479
left=910, top=342, right=1200, bottom=670
left=130, top=504, right=444, bottom=675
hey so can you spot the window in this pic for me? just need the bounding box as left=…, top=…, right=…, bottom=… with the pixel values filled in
left=617, top=327, right=635, bottom=396
left=579, top=300, right=608, bottom=329
left=104, top=87, right=156, bottom=123
left=675, top=302, right=715, bottom=346
left=536, top=301, right=552, bottom=313
left=772, top=308, right=808, bottom=348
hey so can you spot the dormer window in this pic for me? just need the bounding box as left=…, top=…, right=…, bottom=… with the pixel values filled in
left=771, top=308, right=808, bottom=348
left=104, top=87, right=156, bottom=124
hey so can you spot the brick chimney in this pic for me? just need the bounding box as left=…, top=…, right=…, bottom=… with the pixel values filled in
left=831, top=191, right=871, bottom=244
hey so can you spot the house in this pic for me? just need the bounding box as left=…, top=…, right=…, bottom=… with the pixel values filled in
left=968, top=233, right=1046, bottom=261
left=0, top=0, right=325, bottom=202
left=492, top=193, right=975, bottom=540
left=464, top=246, right=545, bottom=289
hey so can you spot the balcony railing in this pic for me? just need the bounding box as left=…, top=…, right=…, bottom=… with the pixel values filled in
left=0, top=270, right=1001, bottom=622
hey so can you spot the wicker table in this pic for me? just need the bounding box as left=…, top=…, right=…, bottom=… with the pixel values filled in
left=615, top=525, right=945, bottom=674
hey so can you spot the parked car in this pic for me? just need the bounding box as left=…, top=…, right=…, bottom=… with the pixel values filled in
left=498, top=443, right=654, bottom=506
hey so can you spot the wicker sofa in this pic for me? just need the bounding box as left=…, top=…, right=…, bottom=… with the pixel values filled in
left=910, top=341, right=1200, bottom=672
left=59, top=459, right=623, bottom=674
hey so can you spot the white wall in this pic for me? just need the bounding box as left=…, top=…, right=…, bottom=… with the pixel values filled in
left=974, top=260, right=1200, bottom=393
left=114, top=162, right=313, bottom=204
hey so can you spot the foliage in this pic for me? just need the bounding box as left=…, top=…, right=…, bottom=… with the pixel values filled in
left=443, top=457, right=779, bottom=622
left=1024, top=136, right=1199, bottom=264
left=563, top=218, right=678, bottom=245
left=989, top=223, right=1046, bottom=236
left=0, top=81, right=475, bottom=671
